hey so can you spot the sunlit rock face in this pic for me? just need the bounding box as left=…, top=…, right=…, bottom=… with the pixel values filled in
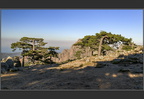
left=52, top=39, right=93, bottom=63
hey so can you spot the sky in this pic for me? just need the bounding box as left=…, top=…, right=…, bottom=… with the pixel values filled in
left=1, top=9, right=143, bottom=53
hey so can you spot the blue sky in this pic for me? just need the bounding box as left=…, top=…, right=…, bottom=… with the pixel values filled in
left=1, top=9, right=143, bottom=53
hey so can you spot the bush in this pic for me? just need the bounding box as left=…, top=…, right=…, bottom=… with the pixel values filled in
left=74, top=51, right=82, bottom=59
left=122, top=45, right=132, bottom=51
left=79, top=64, right=83, bottom=67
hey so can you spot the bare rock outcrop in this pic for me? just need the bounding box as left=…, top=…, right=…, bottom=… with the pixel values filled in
left=1, top=56, right=22, bottom=74
left=52, top=40, right=93, bottom=63
left=1, top=62, right=9, bottom=74
left=13, top=56, right=21, bottom=67
left=52, top=39, right=143, bottom=63
left=5, top=56, right=14, bottom=68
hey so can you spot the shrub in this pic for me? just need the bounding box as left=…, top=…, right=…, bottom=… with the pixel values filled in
left=122, top=45, right=132, bottom=51
left=74, top=51, right=82, bottom=59
left=79, top=64, right=83, bottom=67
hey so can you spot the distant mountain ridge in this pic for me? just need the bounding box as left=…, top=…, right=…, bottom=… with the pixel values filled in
left=1, top=52, right=21, bottom=59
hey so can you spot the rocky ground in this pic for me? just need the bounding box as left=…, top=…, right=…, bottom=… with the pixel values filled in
left=1, top=50, right=143, bottom=90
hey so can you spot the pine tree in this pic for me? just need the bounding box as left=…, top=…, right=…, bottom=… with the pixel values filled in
left=74, top=31, right=133, bottom=56
left=11, top=37, right=51, bottom=66
left=44, top=47, right=59, bottom=64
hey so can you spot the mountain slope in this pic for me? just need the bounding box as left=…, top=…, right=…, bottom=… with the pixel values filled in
left=1, top=48, right=143, bottom=90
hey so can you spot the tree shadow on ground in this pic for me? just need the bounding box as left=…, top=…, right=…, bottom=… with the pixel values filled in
left=1, top=53, right=143, bottom=90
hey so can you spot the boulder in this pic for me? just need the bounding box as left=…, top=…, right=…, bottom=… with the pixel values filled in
left=86, top=59, right=90, bottom=62
left=1, top=58, right=7, bottom=62
left=106, top=51, right=117, bottom=57
left=1, top=62, right=9, bottom=71
left=13, top=56, right=21, bottom=67
left=14, top=62, right=21, bottom=67
left=134, top=45, right=143, bottom=52
left=1, top=56, right=23, bottom=74
left=1, top=62, right=9, bottom=73
left=1, top=68, right=8, bottom=74
left=98, top=56, right=104, bottom=60
left=5, top=56, right=14, bottom=68
left=93, top=51, right=98, bottom=55
left=9, top=67, right=18, bottom=72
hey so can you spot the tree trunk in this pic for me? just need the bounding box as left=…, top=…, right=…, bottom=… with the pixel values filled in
left=32, top=40, right=35, bottom=64
left=32, top=40, right=35, bottom=51
left=22, top=55, right=24, bottom=67
left=32, top=55, right=35, bottom=64
left=98, top=36, right=108, bottom=56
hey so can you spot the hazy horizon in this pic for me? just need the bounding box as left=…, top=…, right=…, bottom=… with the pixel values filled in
left=1, top=37, right=143, bottom=53
left=1, top=9, right=143, bottom=53
left=1, top=38, right=77, bottom=53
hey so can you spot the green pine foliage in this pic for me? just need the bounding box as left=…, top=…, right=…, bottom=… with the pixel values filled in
left=122, top=45, right=133, bottom=51
left=102, top=44, right=113, bottom=51
left=74, top=31, right=133, bottom=52
left=11, top=37, right=59, bottom=66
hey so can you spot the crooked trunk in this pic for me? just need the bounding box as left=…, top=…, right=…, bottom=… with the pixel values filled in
left=98, top=36, right=108, bottom=56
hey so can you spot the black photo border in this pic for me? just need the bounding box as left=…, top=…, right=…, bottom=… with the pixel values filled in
left=0, top=0, right=144, bottom=98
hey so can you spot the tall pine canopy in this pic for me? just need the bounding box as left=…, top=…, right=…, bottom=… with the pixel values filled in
left=74, top=31, right=134, bottom=56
